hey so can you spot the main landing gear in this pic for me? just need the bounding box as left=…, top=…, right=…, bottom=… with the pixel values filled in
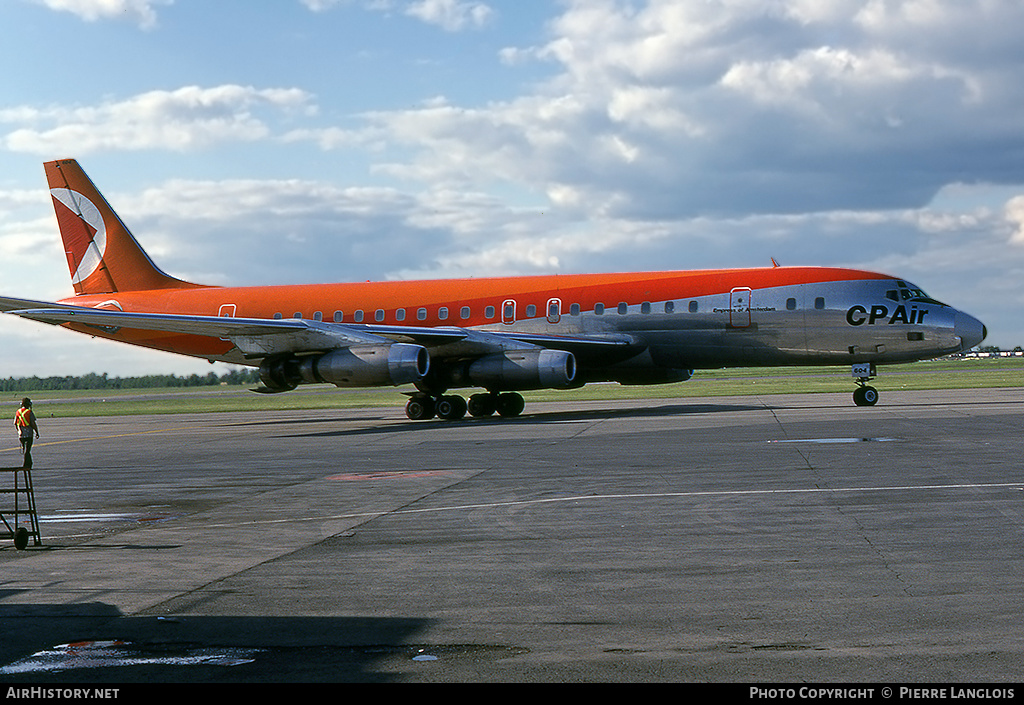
left=851, top=363, right=879, bottom=407
left=405, top=391, right=526, bottom=421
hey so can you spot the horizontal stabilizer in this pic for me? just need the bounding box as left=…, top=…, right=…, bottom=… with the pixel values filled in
left=0, top=295, right=84, bottom=316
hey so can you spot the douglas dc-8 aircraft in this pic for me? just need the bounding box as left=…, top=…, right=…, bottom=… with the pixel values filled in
left=1, top=159, right=987, bottom=420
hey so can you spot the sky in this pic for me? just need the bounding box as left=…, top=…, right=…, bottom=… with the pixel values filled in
left=1, top=0, right=1023, bottom=378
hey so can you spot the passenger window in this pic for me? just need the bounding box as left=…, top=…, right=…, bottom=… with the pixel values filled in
left=485, top=305, right=495, bottom=319
left=375, top=309, right=385, bottom=322
left=815, top=297, right=825, bottom=310
left=313, top=311, right=322, bottom=321
left=526, top=304, right=537, bottom=318
left=293, top=312, right=302, bottom=319
left=417, top=308, right=427, bottom=321
left=438, top=307, right=449, bottom=320
left=786, top=298, right=797, bottom=311
left=395, top=308, right=406, bottom=322
left=354, top=310, right=364, bottom=322
left=333, top=311, right=343, bottom=322
left=570, top=303, right=581, bottom=316
left=461, top=306, right=471, bottom=319
left=594, top=303, right=605, bottom=315
left=664, top=301, right=674, bottom=314
left=689, top=301, right=698, bottom=313
left=641, top=302, right=651, bottom=314
left=617, top=302, right=628, bottom=315
left=273, top=312, right=283, bottom=320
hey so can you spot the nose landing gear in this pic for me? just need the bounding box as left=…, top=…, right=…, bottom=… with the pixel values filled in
left=852, top=363, right=879, bottom=406
left=853, top=384, right=879, bottom=406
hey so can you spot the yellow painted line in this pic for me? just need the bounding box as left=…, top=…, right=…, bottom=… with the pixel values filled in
left=3, top=426, right=192, bottom=454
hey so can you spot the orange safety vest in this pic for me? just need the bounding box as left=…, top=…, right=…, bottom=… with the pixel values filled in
left=15, top=407, right=32, bottom=427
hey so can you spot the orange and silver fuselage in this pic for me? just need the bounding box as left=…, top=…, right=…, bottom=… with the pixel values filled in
left=55, top=266, right=985, bottom=382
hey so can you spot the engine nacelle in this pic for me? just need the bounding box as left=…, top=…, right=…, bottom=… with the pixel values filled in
left=467, top=349, right=576, bottom=391
left=259, top=343, right=429, bottom=391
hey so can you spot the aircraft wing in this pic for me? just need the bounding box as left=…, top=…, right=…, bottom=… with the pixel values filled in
left=5, top=307, right=462, bottom=357
left=4, top=306, right=635, bottom=359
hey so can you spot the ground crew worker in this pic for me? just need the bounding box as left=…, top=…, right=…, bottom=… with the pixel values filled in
left=14, top=398, right=39, bottom=468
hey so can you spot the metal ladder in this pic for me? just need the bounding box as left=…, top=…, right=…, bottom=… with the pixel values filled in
left=1, top=466, right=41, bottom=550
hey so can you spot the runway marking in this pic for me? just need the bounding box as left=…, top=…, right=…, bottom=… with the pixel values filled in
left=195, top=481, right=1023, bottom=530
left=326, top=470, right=454, bottom=481
left=769, top=437, right=899, bottom=444
left=42, top=512, right=140, bottom=523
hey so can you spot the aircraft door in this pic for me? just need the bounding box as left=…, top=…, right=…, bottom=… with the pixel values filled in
left=218, top=303, right=236, bottom=341
left=730, top=287, right=751, bottom=328
left=546, top=298, right=561, bottom=324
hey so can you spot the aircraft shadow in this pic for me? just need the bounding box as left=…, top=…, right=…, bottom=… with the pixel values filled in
left=0, top=602, right=440, bottom=683
left=272, top=401, right=770, bottom=439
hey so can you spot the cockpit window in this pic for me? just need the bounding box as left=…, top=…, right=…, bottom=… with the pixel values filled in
left=889, top=280, right=947, bottom=306
left=896, top=281, right=924, bottom=300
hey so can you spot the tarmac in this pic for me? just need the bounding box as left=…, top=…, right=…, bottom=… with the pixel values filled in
left=0, top=387, right=1023, bottom=683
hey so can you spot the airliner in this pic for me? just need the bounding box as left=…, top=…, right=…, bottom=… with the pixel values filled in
left=0, top=159, right=987, bottom=420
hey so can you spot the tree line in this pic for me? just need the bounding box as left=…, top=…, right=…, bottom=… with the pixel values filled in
left=0, top=368, right=261, bottom=392
left=978, top=346, right=1023, bottom=354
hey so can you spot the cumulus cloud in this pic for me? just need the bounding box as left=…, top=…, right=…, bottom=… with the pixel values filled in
left=298, top=0, right=345, bottom=11
left=298, top=0, right=493, bottom=31
left=93, top=177, right=526, bottom=286
left=404, top=0, right=493, bottom=31
left=1006, top=196, right=1024, bottom=245
left=0, top=85, right=314, bottom=155
left=329, top=0, right=1024, bottom=221
left=30, top=0, right=172, bottom=29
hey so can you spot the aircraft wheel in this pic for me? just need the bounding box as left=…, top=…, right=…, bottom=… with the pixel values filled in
left=468, top=393, right=497, bottom=417
left=405, top=394, right=436, bottom=420
left=436, top=395, right=468, bottom=421
left=495, top=392, right=525, bottom=418
left=14, top=527, right=29, bottom=550
left=853, top=386, right=879, bottom=407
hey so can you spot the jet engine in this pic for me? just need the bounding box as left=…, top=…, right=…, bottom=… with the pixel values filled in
left=259, top=343, right=429, bottom=392
left=466, top=349, right=577, bottom=391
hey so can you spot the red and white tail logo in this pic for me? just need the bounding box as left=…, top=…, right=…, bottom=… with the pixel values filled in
left=49, top=187, right=108, bottom=291
left=44, top=159, right=201, bottom=295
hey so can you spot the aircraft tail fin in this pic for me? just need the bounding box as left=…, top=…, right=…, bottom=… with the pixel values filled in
left=44, top=159, right=202, bottom=295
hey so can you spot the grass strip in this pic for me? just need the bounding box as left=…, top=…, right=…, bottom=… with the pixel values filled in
left=9, top=358, right=1022, bottom=417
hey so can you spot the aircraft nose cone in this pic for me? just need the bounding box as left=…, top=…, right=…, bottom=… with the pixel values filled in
left=954, top=311, right=986, bottom=351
